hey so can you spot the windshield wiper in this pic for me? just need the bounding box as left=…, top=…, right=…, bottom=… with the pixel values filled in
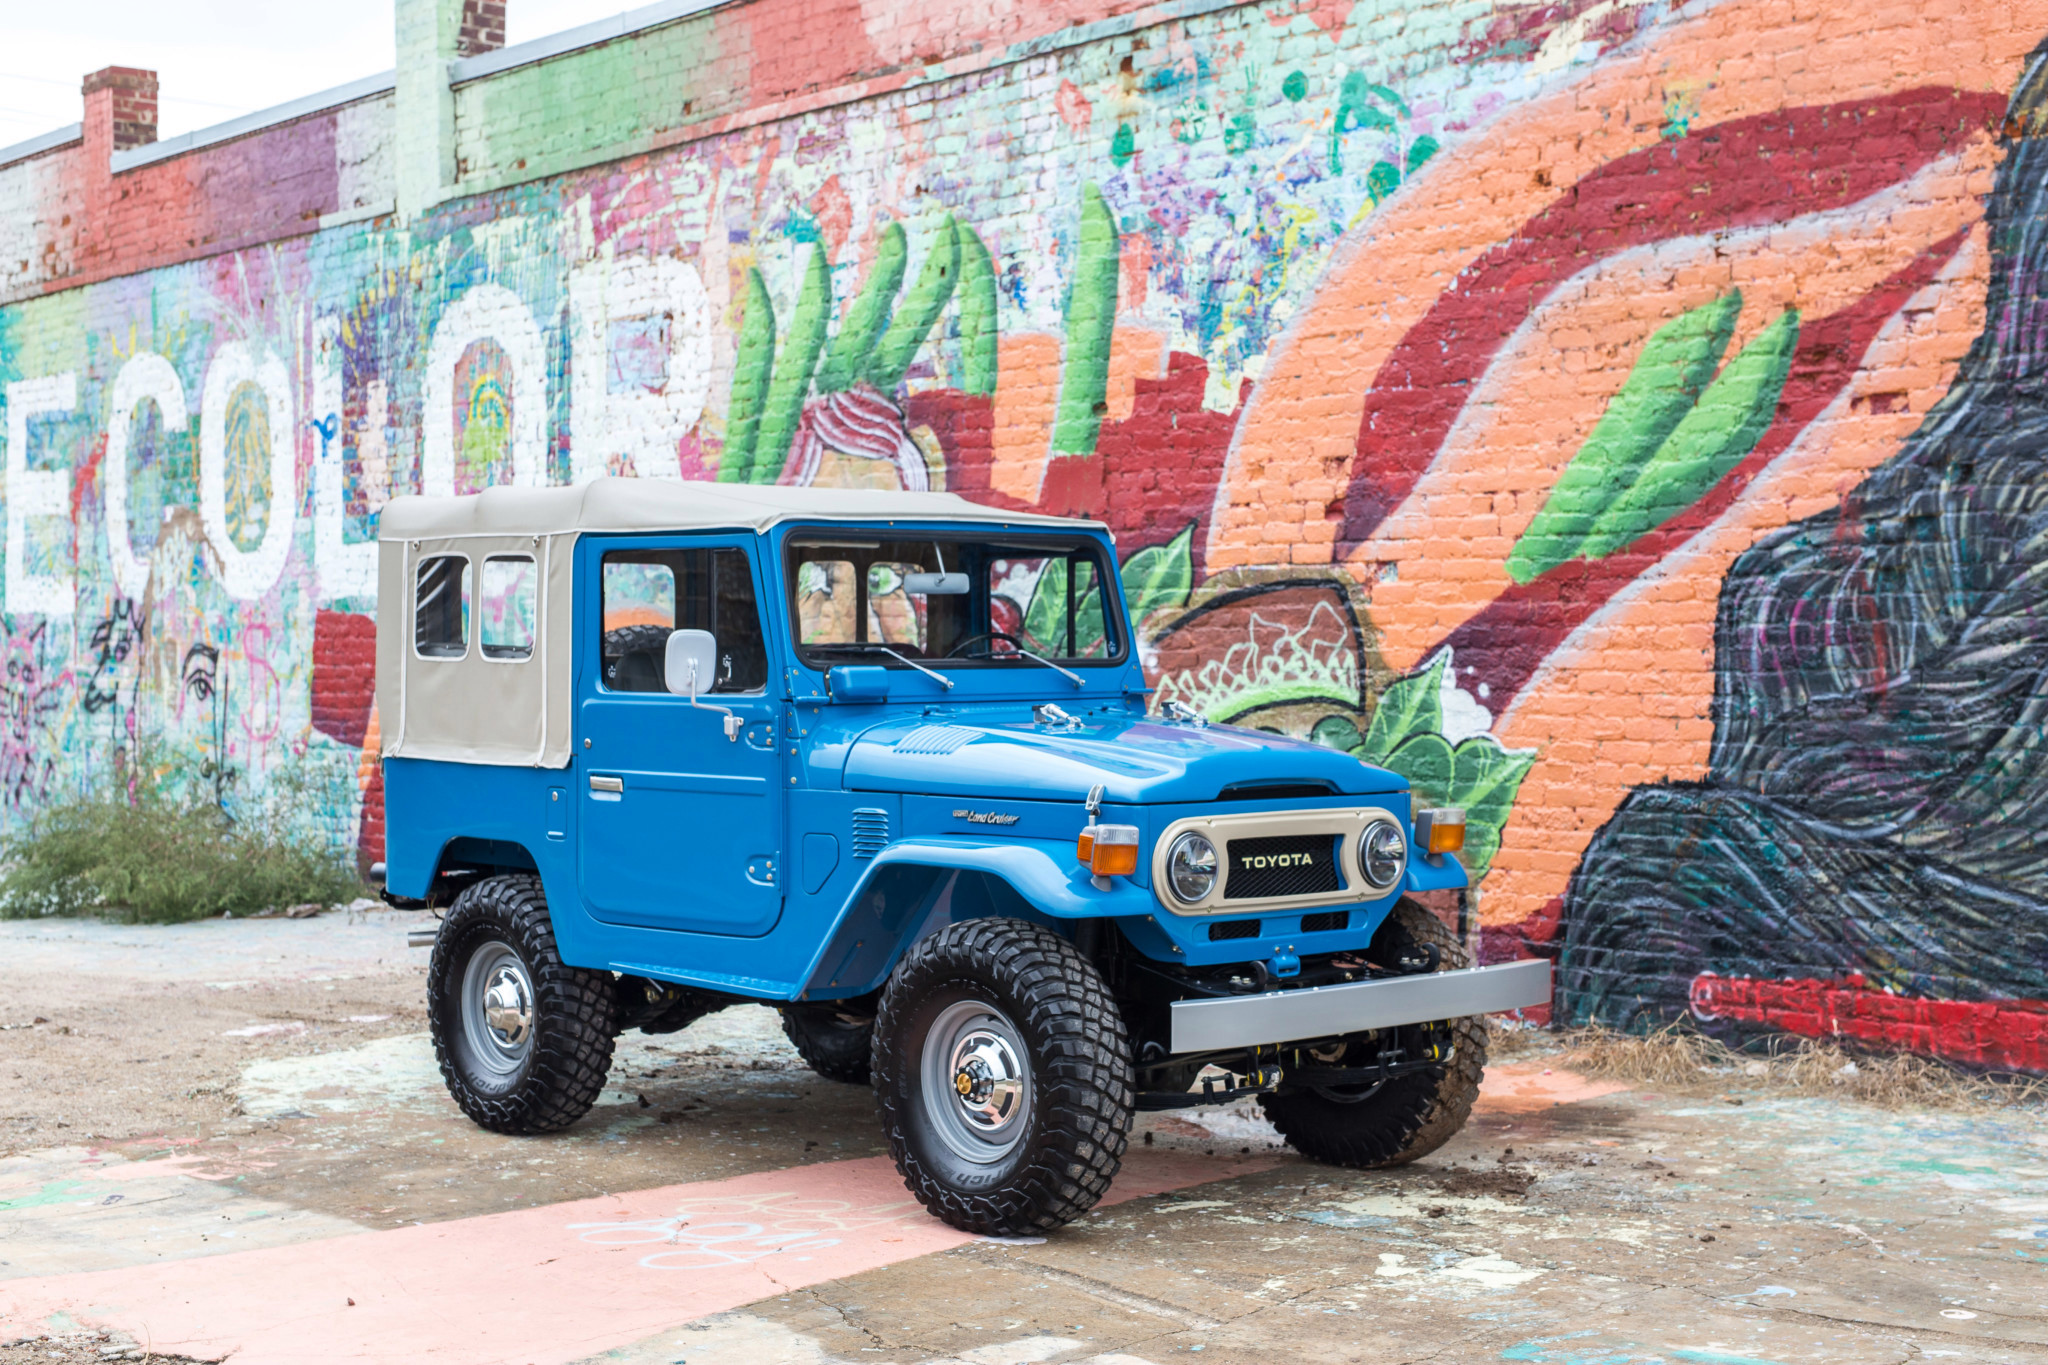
left=1000, top=646, right=1084, bottom=688
left=829, top=642, right=954, bottom=690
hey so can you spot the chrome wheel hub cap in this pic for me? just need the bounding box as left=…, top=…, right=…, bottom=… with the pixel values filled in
left=459, top=941, right=534, bottom=1083
left=483, top=967, right=533, bottom=1047
left=921, top=1001, right=1033, bottom=1165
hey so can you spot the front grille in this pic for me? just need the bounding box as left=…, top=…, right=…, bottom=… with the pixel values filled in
left=1301, top=910, right=1349, bottom=933
left=1208, top=919, right=1260, bottom=941
left=1224, top=834, right=1341, bottom=901
left=851, top=808, right=889, bottom=858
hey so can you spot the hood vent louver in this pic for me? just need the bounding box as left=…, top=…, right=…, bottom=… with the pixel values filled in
left=851, top=808, right=889, bottom=858
left=894, top=724, right=977, bottom=755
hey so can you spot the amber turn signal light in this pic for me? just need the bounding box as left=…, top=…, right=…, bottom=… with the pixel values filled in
left=1414, top=807, right=1466, bottom=856
left=1078, top=823, right=1141, bottom=877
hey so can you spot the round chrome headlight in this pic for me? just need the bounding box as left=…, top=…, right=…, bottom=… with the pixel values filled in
left=1165, top=832, right=1219, bottom=904
left=1359, top=819, right=1407, bottom=890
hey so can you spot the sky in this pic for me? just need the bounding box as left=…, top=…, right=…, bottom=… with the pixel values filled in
left=0, top=1, right=644, bottom=147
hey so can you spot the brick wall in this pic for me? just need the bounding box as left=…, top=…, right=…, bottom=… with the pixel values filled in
left=1, top=0, right=2046, bottom=1066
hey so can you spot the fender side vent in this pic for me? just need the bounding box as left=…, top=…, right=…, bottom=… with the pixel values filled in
left=1208, top=919, right=1260, bottom=941
left=1300, top=911, right=1349, bottom=933
left=851, top=808, right=889, bottom=858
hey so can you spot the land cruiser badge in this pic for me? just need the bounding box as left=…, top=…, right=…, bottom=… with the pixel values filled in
left=954, top=809, right=1020, bottom=826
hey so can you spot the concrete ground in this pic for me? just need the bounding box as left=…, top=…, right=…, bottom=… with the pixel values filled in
left=1, top=912, right=2044, bottom=1365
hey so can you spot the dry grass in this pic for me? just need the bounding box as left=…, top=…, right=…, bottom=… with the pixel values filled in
left=1492, top=1019, right=2048, bottom=1112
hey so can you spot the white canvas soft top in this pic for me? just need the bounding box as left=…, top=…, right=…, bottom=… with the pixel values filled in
left=377, top=478, right=1101, bottom=541
left=377, top=479, right=1103, bottom=770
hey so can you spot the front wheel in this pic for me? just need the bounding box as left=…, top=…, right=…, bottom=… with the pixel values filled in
left=428, top=875, right=617, bottom=1134
left=1258, top=899, right=1488, bottom=1167
left=873, top=919, right=1134, bottom=1235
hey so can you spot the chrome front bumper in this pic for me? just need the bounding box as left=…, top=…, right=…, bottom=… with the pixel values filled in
left=1168, top=959, right=1553, bottom=1054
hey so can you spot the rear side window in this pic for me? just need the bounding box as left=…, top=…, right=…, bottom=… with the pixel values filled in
left=480, top=556, right=536, bottom=661
left=600, top=547, right=767, bottom=694
left=415, top=555, right=470, bottom=659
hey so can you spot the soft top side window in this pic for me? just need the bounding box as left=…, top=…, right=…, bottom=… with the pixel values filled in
left=415, top=555, right=470, bottom=660
left=480, top=555, right=536, bottom=661
left=600, top=546, right=767, bottom=694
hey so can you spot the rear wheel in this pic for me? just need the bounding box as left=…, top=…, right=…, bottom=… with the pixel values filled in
left=780, top=1004, right=874, bottom=1084
left=1258, top=899, right=1487, bottom=1167
left=428, top=875, right=616, bottom=1134
left=873, top=919, right=1134, bottom=1235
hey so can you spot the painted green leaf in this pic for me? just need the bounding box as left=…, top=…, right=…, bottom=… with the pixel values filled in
left=956, top=224, right=1000, bottom=397
left=1576, top=308, right=1801, bottom=560
left=719, top=267, right=774, bottom=484
left=868, top=216, right=959, bottom=393
left=815, top=222, right=907, bottom=395
left=1505, top=290, right=1743, bottom=584
left=1051, top=185, right=1120, bottom=458
left=1447, top=734, right=1536, bottom=880
left=1110, top=123, right=1136, bottom=167
left=1310, top=714, right=1365, bottom=753
left=1406, top=135, right=1440, bottom=176
left=1021, top=556, right=1106, bottom=655
left=1360, top=653, right=1444, bottom=762
left=1118, top=522, right=1195, bottom=624
left=1023, top=557, right=1069, bottom=654
left=1383, top=731, right=1455, bottom=806
left=753, top=244, right=832, bottom=484
left=1366, top=160, right=1401, bottom=204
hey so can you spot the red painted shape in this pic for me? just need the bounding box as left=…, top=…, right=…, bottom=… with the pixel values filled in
left=1341, top=87, right=2006, bottom=544
left=1437, top=227, right=1971, bottom=716
left=1692, top=974, right=2048, bottom=1074
left=356, top=759, right=386, bottom=877
left=310, top=610, right=377, bottom=750
left=1095, top=353, right=1248, bottom=579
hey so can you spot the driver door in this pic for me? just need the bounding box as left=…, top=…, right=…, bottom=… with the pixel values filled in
left=577, top=537, right=784, bottom=936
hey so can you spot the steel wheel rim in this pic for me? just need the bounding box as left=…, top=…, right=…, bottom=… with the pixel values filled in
left=460, top=940, right=534, bottom=1084
left=919, top=998, right=1033, bottom=1166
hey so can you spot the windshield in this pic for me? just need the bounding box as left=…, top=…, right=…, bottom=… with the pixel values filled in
left=785, top=532, right=1125, bottom=671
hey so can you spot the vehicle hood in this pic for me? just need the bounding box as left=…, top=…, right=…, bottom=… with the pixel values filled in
left=839, top=711, right=1404, bottom=804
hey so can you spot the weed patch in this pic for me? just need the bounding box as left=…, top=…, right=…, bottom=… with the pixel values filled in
left=0, top=780, right=363, bottom=924
left=1533, top=1019, right=2048, bottom=1112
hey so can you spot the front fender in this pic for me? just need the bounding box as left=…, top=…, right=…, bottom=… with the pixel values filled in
left=1404, top=850, right=1469, bottom=892
left=794, top=836, right=1152, bottom=1000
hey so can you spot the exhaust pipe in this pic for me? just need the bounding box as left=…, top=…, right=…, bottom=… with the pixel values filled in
left=407, top=927, right=437, bottom=949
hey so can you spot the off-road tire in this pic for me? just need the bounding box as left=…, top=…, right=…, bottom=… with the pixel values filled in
left=428, top=874, right=616, bottom=1135
left=1258, top=898, right=1487, bottom=1168
left=873, top=918, right=1135, bottom=1235
left=781, top=1005, right=874, bottom=1084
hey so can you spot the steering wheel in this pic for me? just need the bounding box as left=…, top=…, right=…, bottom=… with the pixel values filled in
left=945, top=630, right=1025, bottom=659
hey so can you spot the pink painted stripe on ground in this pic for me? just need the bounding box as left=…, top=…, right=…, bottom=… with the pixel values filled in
left=0, top=1149, right=1273, bottom=1365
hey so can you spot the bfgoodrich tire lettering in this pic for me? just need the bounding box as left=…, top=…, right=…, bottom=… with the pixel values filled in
left=428, top=874, right=617, bottom=1135
left=1257, top=898, right=1488, bottom=1167
left=873, top=918, right=1134, bottom=1235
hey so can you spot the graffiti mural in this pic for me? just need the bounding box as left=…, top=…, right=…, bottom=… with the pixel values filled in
left=0, top=0, right=2045, bottom=1065
left=1556, top=38, right=2048, bottom=1070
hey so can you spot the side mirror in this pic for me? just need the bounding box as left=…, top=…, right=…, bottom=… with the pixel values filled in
left=902, top=571, right=969, bottom=596
left=664, top=629, right=718, bottom=698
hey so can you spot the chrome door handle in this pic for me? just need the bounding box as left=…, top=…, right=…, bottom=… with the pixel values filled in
left=589, top=775, right=623, bottom=793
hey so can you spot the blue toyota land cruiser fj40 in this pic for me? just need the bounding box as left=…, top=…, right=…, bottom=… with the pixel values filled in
left=377, top=478, right=1550, bottom=1234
